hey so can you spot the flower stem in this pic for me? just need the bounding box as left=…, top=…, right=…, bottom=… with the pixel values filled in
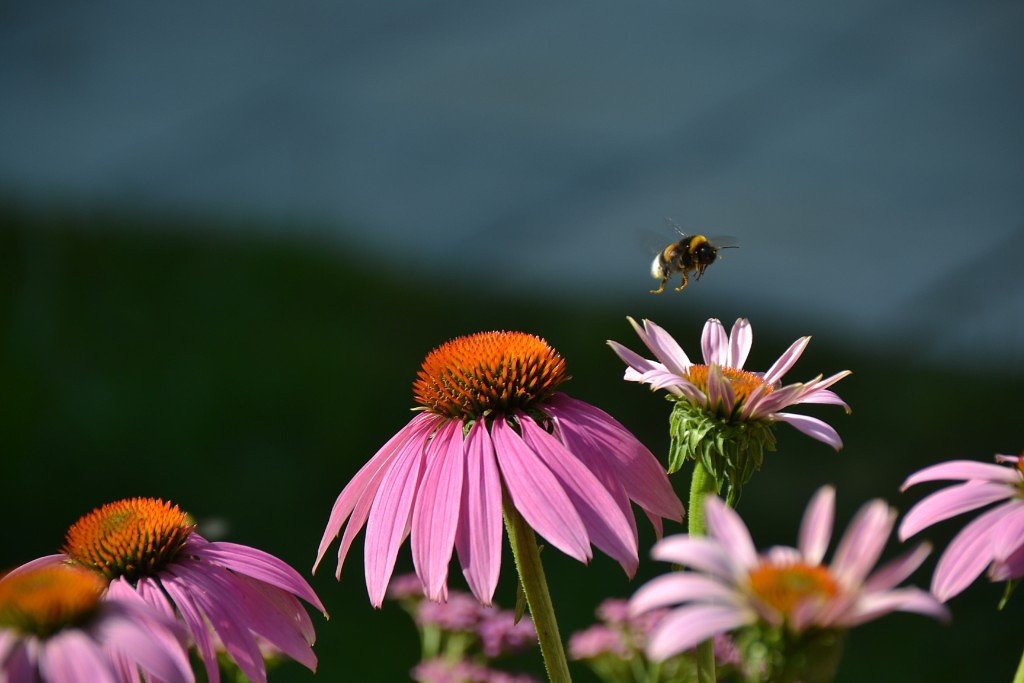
left=1013, top=645, right=1024, bottom=683
left=504, top=503, right=572, bottom=683
left=689, top=461, right=722, bottom=683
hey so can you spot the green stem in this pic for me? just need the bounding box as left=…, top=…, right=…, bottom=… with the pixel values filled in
left=504, top=504, right=572, bottom=683
left=1013, top=645, right=1024, bottom=683
left=688, top=461, right=722, bottom=683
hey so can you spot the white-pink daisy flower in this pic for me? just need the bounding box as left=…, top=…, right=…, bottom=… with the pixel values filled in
left=0, top=564, right=193, bottom=683
left=609, top=317, right=850, bottom=451
left=899, top=453, right=1024, bottom=601
left=315, top=331, right=684, bottom=607
left=17, top=497, right=324, bottom=683
left=630, top=487, right=947, bottom=663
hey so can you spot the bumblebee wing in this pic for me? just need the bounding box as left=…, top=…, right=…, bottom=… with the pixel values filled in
left=663, top=217, right=687, bottom=237
left=708, top=235, right=739, bottom=249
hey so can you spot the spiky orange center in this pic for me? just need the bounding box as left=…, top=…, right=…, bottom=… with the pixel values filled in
left=63, top=498, right=194, bottom=581
left=686, top=365, right=771, bottom=406
left=0, top=566, right=104, bottom=637
left=413, top=331, right=569, bottom=418
left=747, top=561, right=839, bottom=617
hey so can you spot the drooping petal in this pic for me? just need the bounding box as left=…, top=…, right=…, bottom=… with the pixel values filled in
left=629, top=317, right=691, bottom=375
left=94, top=602, right=194, bottom=683
left=651, top=536, right=736, bottom=582
left=160, top=574, right=222, bottom=683
left=864, top=543, right=932, bottom=593
left=990, top=542, right=1024, bottom=581
left=490, top=417, right=591, bottom=563
left=607, top=340, right=664, bottom=376
left=700, top=318, right=729, bottom=367
left=455, top=420, right=504, bottom=605
left=705, top=365, right=736, bottom=414
left=772, top=412, right=843, bottom=450
left=364, top=422, right=431, bottom=608
left=545, top=394, right=683, bottom=523
left=830, top=500, right=896, bottom=586
left=704, top=497, right=757, bottom=569
left=39, top=631, right=118, bottom=683
left=763, top=336, right=811, bottom=384
left=629, top=573, right=737, bottom=614
left=519, top=414, right=638, bottom=576
left=931, top=503, right=1017, bottom=601
left=901, top=460, right=1021, bottom=490
left=230, top=574, right=318, bottom=672
left=798, top=486, right=835, bottom=565
left=728, top=318, right=752, bottom=369
left=411, top=420, right=465, bottom=601
left=898, top=481, right=1012, bottom=540
left=646, top=604, right=752, bottom=662
left=188, top=538, right=324, bottom=614
left=841, top=587, right=949, bottom=627
left=992, top=503, right=1024, bottom=562
left=314, top=412, right=437, bottom=573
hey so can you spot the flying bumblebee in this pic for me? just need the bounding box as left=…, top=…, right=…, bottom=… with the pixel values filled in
left=650, top=231, right=736, bottom=294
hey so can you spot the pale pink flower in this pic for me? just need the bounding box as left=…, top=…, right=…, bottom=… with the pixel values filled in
left=0, top=565, right=193, bottom=683
left=567, top=625, right=630, bottom=660
left=630, top=487, right=947, bottom=661
left=476, top=610, right=537, bottom=657
left=17, top=498, right=324, bottom=683
left=316, top=331, right=684, bottom=607
left=609, top=317, right=850, bottom=450
left=416, top=593, right=484, bottom=631
left=899, top=453, right=1024, bottom=600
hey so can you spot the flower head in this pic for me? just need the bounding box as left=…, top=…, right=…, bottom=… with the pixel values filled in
left=630, top=487, right=947, bottom=663
left=20, top=497, right=324, bottom=683
left=316, top=331, right=683, bottom=607
left=609, top=318, right=850, bottom=486
left=900, top=453, right=1024, bottom=601
left=0, top=564, right=193, bottom=683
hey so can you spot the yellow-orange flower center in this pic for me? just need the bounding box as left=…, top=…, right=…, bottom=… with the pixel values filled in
left=0, top=566, right=104, bottom=637
left=413, top=331, right=569, bottom=418
left=63, top=498, right=194, bottom=581
left=747, top=561, right=839, bottom=617
left=686, top=364, right=771, bottom=407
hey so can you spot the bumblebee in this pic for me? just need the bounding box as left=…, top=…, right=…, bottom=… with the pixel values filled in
left=650, top=233, right=735, bottom=294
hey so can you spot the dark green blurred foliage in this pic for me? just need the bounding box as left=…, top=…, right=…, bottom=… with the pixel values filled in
left=1, top=204, right=1021, bottom=681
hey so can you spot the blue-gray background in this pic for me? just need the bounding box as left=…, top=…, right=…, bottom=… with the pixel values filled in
left=2, top=1, right=1022, bottom=681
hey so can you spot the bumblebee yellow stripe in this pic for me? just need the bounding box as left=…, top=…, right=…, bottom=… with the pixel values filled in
left=688, top=235, right=708, bottom=253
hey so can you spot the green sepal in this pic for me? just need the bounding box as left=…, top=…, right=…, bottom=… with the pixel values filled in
left=999, top=579, right=1018, bottom=610
left=733, top=623, right=845, bottom=683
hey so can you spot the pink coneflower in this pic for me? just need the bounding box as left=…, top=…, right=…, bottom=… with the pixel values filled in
left=609, top=317, right=850, bottom=452
left=899, top=453, right=1024, bottom=601
left=630, top=487, right=947, bottom=663
left=19, top=498, right=324, bottom=683
left=315, top=331, right=683, bottom=607
left=0, top=564, right=193, bottom=683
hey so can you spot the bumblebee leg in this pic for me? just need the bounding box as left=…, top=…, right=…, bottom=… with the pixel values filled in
left=673, top=272, right=690, bottom=292
left=650, top=279, right=667, bottom=295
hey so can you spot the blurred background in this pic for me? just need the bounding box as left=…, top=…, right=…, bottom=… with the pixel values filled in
left=2, top=1, right=1023, bottom=681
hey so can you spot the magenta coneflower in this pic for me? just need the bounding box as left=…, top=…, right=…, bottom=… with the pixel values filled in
left=630, top=487, right=947, bottom=669
left=0, top=564, right=193, bottom=683
left=316, top=331, right=683, bottom=608
left=899, top=453, right=1024, bottom=601
left=610, top=317, right=850, bottom=453
left=19, top=497, right=324, bottom=683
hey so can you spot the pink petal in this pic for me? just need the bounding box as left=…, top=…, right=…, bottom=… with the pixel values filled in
left=990, top=542, right=1024, bottom=581
left=763, top=336, right=811, bottom=384
left=490, top=417, right=591, bottom=562
left=647, top=604, right=752, bottom=662
left=545, top=394, right=683, bottom=523
left=520, top=415, right=639, bottom=576
left=4, top=554, right=67, bottom=579
left=990, top=502, right=1024, bottom=562
left=160, top=575, right=221, bottom=683
left=39, top=631, right=118, bottom=683
left=842, top=587, right=949, bottom=626
left=1, top=641, right=36, bottom=683
left=651, top=536, right=736, bottom=582
left=901, top=460, right=1021, bottom=490
left=931, top=503, right=1017, bottom=601
left=630, top=317, right=691, bottom=375
left=706, top=365, right=736, bottom=413
left=863, top=543, right=932, bottom=593
left=188, top=539, right=324, bottom=614
left=794, top=388, right=850, bottom=411
left=703, top=497, right=756, bottom=569
left=455, top=421, right=504, bottom=605
left=701, top=318, right=729, bottom=366
left=629, top=573, right=736, bottom=614
left=772, top=412, right=843, bottom=450
left=798, top=486, right=835, bottom=565
left=411, top=420, right=465, bottom=601
left=231, top=575, right=318, bottom=671
left=95, top=606, right=193, bottom=683
left=364, top=421, right=431, bottom=608
left=898, top=481, right=1012, bottom=540
left=830, top=499, right=895, bottom=586
left=314, top=412, right=436, bottom=573
left=728, top=318, right=752, bottom=369
left=606, top=340, right=662, bottom=375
